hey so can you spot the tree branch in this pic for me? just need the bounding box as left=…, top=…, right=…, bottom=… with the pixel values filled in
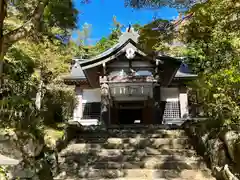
left=3, top=0, right=49, bottom=49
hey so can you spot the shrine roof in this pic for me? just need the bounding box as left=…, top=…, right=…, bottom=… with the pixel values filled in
left=64, top=62, right=197, bottom=81
left=72, top=27, right=183, bottom=71
left=64, top=27, right=197, bottom=85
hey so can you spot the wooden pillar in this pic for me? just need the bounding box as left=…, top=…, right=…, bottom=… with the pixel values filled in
left=100, top=82, right=110, bottom=126
left=179, top=86, right=189, bottom=118
left=73, top=86, right=83, bottom=121
left=153, top=83, right=162, bottom=124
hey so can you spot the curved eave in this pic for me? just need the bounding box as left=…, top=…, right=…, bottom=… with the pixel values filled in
left=77, top=39, right=153, bottom=70
left=63, top=76, right=89, bottom=85
left=78, top=39, right=132, bottom=66
left=74, top=40, right=182, bottom=71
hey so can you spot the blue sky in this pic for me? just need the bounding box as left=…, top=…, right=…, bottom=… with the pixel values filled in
left=73, top=0, right=178, bottom=44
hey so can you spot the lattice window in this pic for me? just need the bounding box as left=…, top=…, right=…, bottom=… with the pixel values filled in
left=82, top=102, right=101, bottom=119
left=163, top=101, right=180, bottom=119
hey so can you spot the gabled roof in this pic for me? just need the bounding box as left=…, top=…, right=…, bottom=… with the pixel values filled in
left=64, top=27, right=197, bottom=86
left=79, top=39, right=145, bottom=70
left=74, top=28, right=164, bottom=70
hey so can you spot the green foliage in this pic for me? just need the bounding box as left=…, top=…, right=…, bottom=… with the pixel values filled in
left=44, top=0, right=78, bottom=30
left=85, top=16, right=123, bottom=57
left=0, top=1, right=83, bottom=178
left=41, top=83, right=76, bottom=125
left=0, top=36, right=78, bottom=132
left=136, top=0, right=240, bottom=125
left=0, top=166, right=7, bottom=179
left=90, top=37, right=118, bottom=56
left=124, top=0, right=194, bottom=9
left=5, top=0, right=78, bottom=37
left=132, top=23, right=142, bottom=31
left=138, top=19, right=174, bottom=52
left=181, top=0, right=240, bottom=124
left=192, top=68, right=240, bottom=124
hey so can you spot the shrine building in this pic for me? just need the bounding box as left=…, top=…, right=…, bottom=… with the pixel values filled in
left=63, top=27, right=197, bottom=127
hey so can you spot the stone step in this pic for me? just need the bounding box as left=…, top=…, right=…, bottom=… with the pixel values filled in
left=60, top=145, right=197, bottom=158
left=69, top=138, right=192, bottom=149
left=55, top=169, right=214, bottom=179
left=78, top=130, right=186, bottom=139
left=59, top=154, right=202, bottom=164
left=58, top=156, right=206, bottom=170
left=104, top=148, right=196, bottom=157
left=105, top=137, right=191, bottom=149
left=85, top=160, right=205, bottom=169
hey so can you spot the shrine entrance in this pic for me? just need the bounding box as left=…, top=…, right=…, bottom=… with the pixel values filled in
left=110, top=100, right=154, bottom=125
left=118, top=108, right=142, bottom=124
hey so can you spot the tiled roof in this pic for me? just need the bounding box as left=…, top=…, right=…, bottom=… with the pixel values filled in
left=63, top=27, right=197, bottom=83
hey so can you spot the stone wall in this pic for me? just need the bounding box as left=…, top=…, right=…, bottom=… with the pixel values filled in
left=183, top=120, right=240, bottom=180
left=0, top=127, right=67, bottom=180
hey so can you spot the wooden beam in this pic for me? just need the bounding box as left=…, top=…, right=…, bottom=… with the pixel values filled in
left=103, top=62, right=106, bottom=75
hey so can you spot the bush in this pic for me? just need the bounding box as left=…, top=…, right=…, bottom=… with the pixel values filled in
left=41, top=82, right=76, bottom=126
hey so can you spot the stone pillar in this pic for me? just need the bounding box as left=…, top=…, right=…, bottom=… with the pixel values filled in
left=153, top=83, right=162, bottom=124
left=73, top=86, right=83, bottom=121
left=179, top=86, right=189, bottom=118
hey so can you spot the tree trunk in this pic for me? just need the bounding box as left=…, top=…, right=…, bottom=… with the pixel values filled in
left=0, top=0, right=6, bottom=88
left=35, top=68, right=45, bottom=111
left=35, top=79, right=43, bottom=110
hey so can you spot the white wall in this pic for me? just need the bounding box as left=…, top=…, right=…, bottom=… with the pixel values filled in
left=82, top=88, right=101, bottom=103
left=160, top=88, right=179, bottom=102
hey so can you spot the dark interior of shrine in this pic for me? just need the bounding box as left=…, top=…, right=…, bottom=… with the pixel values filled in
left=110, top=101, right=145, bottom=124
left=118, top=108, right=143, bottom=124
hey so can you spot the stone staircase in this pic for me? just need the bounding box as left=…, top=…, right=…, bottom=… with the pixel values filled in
left=54, top=126, right=216, bottom=180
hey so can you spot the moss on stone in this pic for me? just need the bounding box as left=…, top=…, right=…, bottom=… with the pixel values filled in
left=44, top=126, right=65, bottom=150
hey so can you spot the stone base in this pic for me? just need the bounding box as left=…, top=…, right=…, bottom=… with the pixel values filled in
left=69, top=119, right=99, bottom=126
